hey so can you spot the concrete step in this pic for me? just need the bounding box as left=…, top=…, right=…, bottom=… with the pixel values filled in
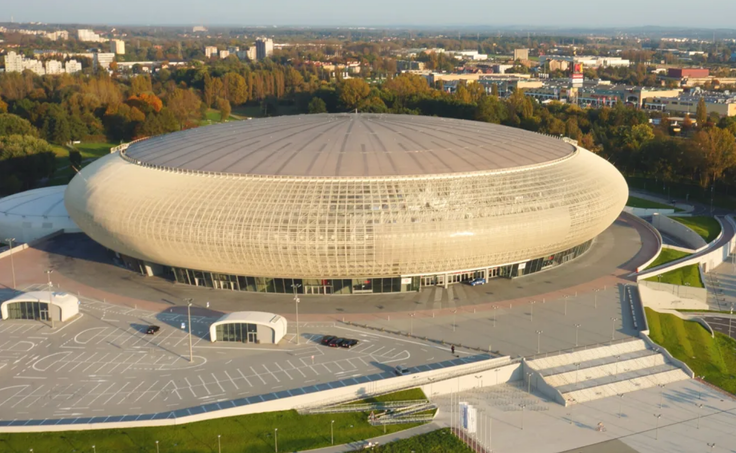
left=561, top=367, right=690, bottom=404
left=538, top=348, right=658, bottom=377
left=527, top=339, right=647, bottom=371
left=546, top=355, right=667, bottom=388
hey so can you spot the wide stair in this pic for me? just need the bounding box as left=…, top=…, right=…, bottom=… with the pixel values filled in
left=526, top=339, right=690, bottom=405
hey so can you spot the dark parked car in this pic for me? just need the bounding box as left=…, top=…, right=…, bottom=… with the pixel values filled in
left=339, top=339, right=359, bottom=348
left=146, top=325, right=160, bottom=335
left=467, top=278, right=486, bottom=286
left=328, top=337, right=345, bottom=347
left=321, top=335, right=337, bottom=345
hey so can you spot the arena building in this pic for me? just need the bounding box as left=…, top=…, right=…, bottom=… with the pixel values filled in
left=64, top=114, right=628, bottom=296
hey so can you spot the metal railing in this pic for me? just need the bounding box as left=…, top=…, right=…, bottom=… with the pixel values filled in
left=300, top=399, right=430, bottom=414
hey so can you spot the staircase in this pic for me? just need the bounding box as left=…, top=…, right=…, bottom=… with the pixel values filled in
left=526, top=339, right=690, bottom=405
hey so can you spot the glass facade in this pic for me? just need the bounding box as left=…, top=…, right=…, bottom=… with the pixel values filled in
left=6, top=301, right=49, bottom=320
left=162, top=240, right=593, bottom=295
left=215, top=323, right=259, bottom=343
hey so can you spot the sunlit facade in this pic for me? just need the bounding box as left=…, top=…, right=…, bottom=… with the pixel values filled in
left=65, top=114, right=628, bottom=295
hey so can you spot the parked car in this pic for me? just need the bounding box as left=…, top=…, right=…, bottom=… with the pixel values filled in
left=328, top=337, right=345, bottom=347
left=146, top=325, right=160, bottom=335
left=339, top=339, right=359, bottom=348
left=394, top=365, right=412, bottom=376
left=321, top=335, right=337, bottom=345
left=467, top=278, right=486, bottom=286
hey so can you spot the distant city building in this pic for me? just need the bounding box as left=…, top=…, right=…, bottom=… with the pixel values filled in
left=45, top=30, right=68, bottom=41
left=77, top=29, right=104, bottom=43
left=65, top=60, right=82, bottom=74
left=448, top=50, right=488, bottom=61
left=255, top=37, right=274, bottom=60
left=192, top=25, right=207, bottom=33
left=547, top=59, right=570, bottom=72
left=110, top=39, right=126, bottom=55
left=219, top=49, right=230, bottom=59
left=397, top=60, right=425, bottom=71
left=493, top=64, right=513, bottom=74
left=539, top=55, right=630, bottom=68
left=513, top=49, right=529, bottom=61
left=3, top=51, right=24, bottom=73
left=204, top=46, right=218, bottom=58
left=667, top=68, right=709, bottom=79
left=93, top=52, right=115, bottom=70
left=45, top=59, right=63, bottom=75
left=644, top=93, right=736, bottom=117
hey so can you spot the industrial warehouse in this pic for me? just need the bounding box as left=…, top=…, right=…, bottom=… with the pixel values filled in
left=62, top=113, right=628, bottom=295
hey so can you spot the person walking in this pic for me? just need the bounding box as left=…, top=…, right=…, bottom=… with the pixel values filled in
left=451, top=345, right=455, bottom=355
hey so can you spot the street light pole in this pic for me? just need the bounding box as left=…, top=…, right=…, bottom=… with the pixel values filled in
left=156, top=440, right=159, bottom=453
left=453, top=309, right=457, bottom=332
left=492, top=305, right=497, bottom=327
left=218, top=435, right=221, bottom=453
left=697, top=403, right=703, bottom=429
left=331, top=420, right=334, bottom=445
left=185, top=298, right=193, bottom=362
left=410, top=313, right=415, bottom=336
left=654, top=414, right=661, bottom=440
left=536, top=330, right=543, bottom=354
left=526, top=372, right=533, bottom=394
left=46, top=269, right=54, bottom=329
left=519, top=404, right=526, bottom=430
left=658, top=384, right=666, bottom=409
left=575, top=323, right=581, bottom=347
left=611, top=317, right=618, bottom=340
left=4, top=238, right=15, bottom=289
left=274, top=428, right=278, bottom=453
left=292, top=284, right=301, bottom=345
left=617, top=393, right=624, bottom=418
left=530, top=301, right=535, bottom=322
left=729, top=304, right=733, bottom=339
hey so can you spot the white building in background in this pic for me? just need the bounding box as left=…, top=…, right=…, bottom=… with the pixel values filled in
left=235, top=47, right=256, bottom=61
left=65, top=60, right=82, bottom=74
left=93, top=52, right=115, bottom=70
left=219, top=49, right=230, bottom=59
left=204, top=46, right=218, bottom=58
left=4, top=51, right=24, bottom=72
left=110, top=39, right=125, bottom=55
left=255, top=37, right=273, bottom=60
left=77, top=29, right=104, bottom=43
left=45, top=30, right=69, bottom=41
left=192, top=25, right=207, bottom=32
left=45, top=59, right=63, bottom=74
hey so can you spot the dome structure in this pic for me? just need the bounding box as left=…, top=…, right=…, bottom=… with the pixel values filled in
left=64, top=114, right=628, bottom=295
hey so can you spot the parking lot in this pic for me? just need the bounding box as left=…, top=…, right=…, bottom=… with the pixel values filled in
left=0, top=293, right=481, bottom=424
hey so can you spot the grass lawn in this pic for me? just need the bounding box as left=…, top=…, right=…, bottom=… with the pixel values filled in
left=0, top=409, right=424, bottom=453
left=200, top=108, right=240, bottom=125
left=373, top=428, right=472, bottom=452
left=644, top=248, right=692, bottom=270
left=626, top=196, right=683, bottom=211
left=47, top=142, right=115, bottom=186
left=646, top=308, right=736, bottom=395
left=347, top=388, right=427, bottom=405
left=645, top=263, right=703, bottom=287
left=671, top=216, right=722, bottom=243
left=232, top=103, right=301, bottom=118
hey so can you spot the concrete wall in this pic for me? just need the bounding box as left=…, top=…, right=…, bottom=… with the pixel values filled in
left=420, top=362, right=521, bottom=398
left=628, top=212, right=663, bottom=272
left=637, top=280, right=708, bottom=310
left=652, top=213, right=708, bottom=250
left=0, top=230, right=65, bottom=261
left=639, top=332, right=695, bottom=378
left=257, top=323, right=274, bottom=344
left=521, top=360, right=565, bottom=405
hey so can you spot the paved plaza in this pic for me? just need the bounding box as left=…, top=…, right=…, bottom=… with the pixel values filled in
left=432, top=379, right=736, bottom=453
left=0, top=290, right=484, bottom=425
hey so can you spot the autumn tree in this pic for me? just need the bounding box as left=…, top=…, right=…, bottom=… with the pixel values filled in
left=695, top=97, right=707, bottom=128
left=693, top=126, right=736, bottom=187
left=0, top=99, right=7, bottom=113
left=338, top=78, right=371, bottom=110
left=166, top=88, right=202, bottom=128
left=0, top=113, right=37, bottom=136
left=217, top=98, right=231, bottom=122
left=222, top=73, right=248, bottom=106
left=308, top=97, right=327, bottom=114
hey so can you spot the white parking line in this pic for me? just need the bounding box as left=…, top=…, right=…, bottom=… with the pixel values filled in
left=237, top=368, right=253, bottom=387
left=103, top=382, right=129, bottom=405
left=223, top=370, right=239, bottom=390
left=184, top=378, right=197, bottom=397
left=262, top=365, right=280, bottom=383
left=198, top=375, right=211, bottom=395
left=274, top=363, right=293, bottom=380
left=211, top=373, right=226, bottom=393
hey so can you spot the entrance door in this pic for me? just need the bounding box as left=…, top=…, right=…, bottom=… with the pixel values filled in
left=247, top=331, right=257, bottom=343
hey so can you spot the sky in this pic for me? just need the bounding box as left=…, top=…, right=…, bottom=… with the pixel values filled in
left=4, top=0, right=736, bottom=29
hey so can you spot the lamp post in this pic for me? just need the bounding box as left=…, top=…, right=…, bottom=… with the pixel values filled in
left=519, top=404, right=526, bottom=430
left=654, top=414, right=661, bottom=440
left=574, top=323, right=581, bottom=347
left=529, top=301, right=536, bottom=322
left=494, top=368, right=500, bottom=385
left=526, top=372, right=533, bottom=394
left=658, top=384, right=666, bottom=409
left=292, top=284, right=301, bottom=345
left=729, top=304, right=733, bottom=339
left=156, top=440, right=159, bottom=453
left=708, top=443, right=716, bottom=452
left=474, top=375, right=483, bottom=388
left=697, top=403, right=703, bottom=429
left=92, top=446, right=96, bottom=453
left=574, top=363, right=581, bottom=388
left=613, top=355, right=621, bottom=379
left=218, top=434, right=221, bottom=453
left=567, top=398, right=576, bottom=425
left=492, top=305, right=497, bottom=327
left=331, top=420, right=335, bottom=445
left=610, top=317, right=618, bottom=340
left=274, top=428, right=278, bottom=453
left=185, top=298, right=193, bottom=362
left=4, top=238, right=15, bottom=289
left=536, top=330, right=543, bottom=354
left=452, top=309, right=457, bottom=332
left=409, top=313, right=415, bottom=336
left=617, top=393, right=624, bottom=418
left=46, top=269, right=54, bottom=329
left=564, top=295, right=569, bottom=316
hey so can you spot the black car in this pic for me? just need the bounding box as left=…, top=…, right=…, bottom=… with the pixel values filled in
left=321, top=335, right=337, bottom=345
left=146, top=325, right=160, bottom=335
left=327, top=337, right=345, bottom=347
left=339, top=339, right=359, bottom=349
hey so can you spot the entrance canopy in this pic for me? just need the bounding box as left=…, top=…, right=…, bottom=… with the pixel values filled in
left=1, top=291, right=79, bottom=322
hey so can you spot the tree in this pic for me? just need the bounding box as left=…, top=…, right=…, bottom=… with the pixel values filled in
left=222, top=73, right=248, bottom=106
left=0, top=99, right=7, bottom=113
left=338, top=78, right=371, bottom=110
left=217, top=98, right=231, bottom=122
left=491, top=83, right=499, bottom=97
left=474, top=95, right=506, bottom=124
left=166, top=88, right=202, bottom=127
left=0, top=134, right=56, bottom=195
left=42, top=108, right=72, bottom=145
left=0, top=113, right=37, bottom=136
left=693, top=126, right=736, bottom=187
left=308, top=97, right=327, bottom=114
left=382, top=73, right=430, bottom=99
left=695, top=97, right=707, bottom=128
